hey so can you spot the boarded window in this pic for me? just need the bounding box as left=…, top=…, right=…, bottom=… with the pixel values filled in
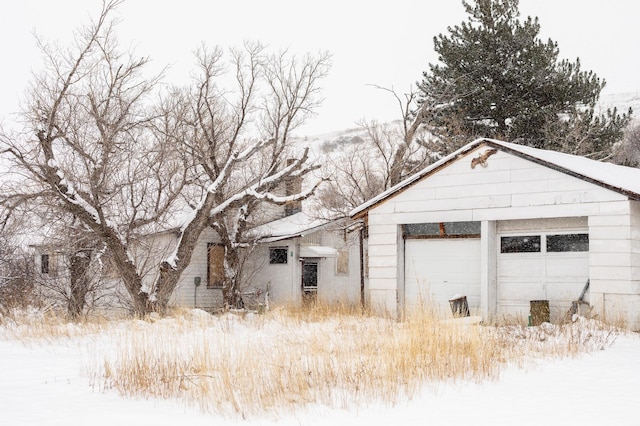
left=500, top=236, right=541, bottom=253
left=403, top=221, right=480, bottom=238
left=41, top=254, right=50, bottom=274
left=336, top=250, right=349, bottom=275
left=269, top=247, right=288, bottom=264
left=207, top=244, right=224, bottom=288
left=547, top=234, right=589, bottom=252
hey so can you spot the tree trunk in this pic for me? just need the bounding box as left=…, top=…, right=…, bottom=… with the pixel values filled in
left=68, top=250, right=91, bottom=320
left=221, top=246, right=243, bottom=309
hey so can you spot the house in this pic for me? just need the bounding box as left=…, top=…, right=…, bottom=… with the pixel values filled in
left=351, top=138, right=640, bottom=330
left=164, top=163, right=363, bottom=310
left=40, top=211, right=363, bottom=313
left=165, top=211, right=363, bottom=311
left=29, top=171, right=362, bottom=314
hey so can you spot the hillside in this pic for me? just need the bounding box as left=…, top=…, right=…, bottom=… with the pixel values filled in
left=599, top=92, right=640, bottom=117
left=298, top=92, right=640, bottom=158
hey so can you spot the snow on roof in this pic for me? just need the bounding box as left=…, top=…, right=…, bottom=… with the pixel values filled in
left=299, top=245, right=338, bottom=258
left=350, top=138, right=640, bottom=218
left=253, top=211, right=333, bottom=242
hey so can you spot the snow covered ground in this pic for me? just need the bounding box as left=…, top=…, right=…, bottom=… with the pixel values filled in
left=1, top=316, right=638, bottom=426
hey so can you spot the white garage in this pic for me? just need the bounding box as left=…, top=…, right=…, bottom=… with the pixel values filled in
left=352, top=138, right=640, bottom=330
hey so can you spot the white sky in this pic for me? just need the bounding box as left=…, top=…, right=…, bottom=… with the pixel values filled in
left=1, top=0, right=639, bottom=136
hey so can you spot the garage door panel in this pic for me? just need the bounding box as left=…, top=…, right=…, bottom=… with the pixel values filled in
left=546, top=256, right=589, bottom=277
left=546, top=280, right=588, bottom=301
left=498, top=227, right=589, bottom=322
left=406, top=283, right=471, bottom=308
left=405, top=239, right=481, bottom=313
left=499, top=257, right=545, bottom=278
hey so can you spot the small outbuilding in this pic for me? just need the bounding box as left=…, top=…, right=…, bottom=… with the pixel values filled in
left=351, top=138, right=640, bottom=330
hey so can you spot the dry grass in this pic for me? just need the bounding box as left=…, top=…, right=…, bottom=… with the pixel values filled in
left=0, top=303, right=619, bottom=418
left=0, top=307, right=113, bottom=342
left=75, top=304, right=618, bottom=418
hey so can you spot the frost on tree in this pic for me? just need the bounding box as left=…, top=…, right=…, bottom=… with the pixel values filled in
left=0, top=0, right=330, bottom=314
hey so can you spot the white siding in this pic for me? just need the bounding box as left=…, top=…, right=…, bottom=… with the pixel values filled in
left=588, top=201, right=640, bottom=330
left=170, top=227, right=224, bottom=309
left=253, top=243, right=298, bottom=305
left=313, top=229, right=361, bottom=306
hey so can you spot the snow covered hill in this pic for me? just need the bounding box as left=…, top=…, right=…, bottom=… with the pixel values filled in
left=599, top=92, right=640, bottom=117
left=295, top=92, right=640, bottom=158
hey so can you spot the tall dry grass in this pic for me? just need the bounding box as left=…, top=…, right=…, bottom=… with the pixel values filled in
left=78, top=304, right=618, bottom=418
left=0, top=307, right=114, bottom=342
left=0, top=303, right=618, bottom=417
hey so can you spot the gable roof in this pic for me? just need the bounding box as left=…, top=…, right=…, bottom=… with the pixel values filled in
left=252, top=211, right=334, bottom=243
left=350, top=138, right=640, bottom=219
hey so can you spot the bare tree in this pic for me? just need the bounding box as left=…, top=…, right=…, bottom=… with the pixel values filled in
left=0, top=2, right=330, bottom=314
left=31, top=214, right=113, bottom=320
left=177, top=44, right=330, bottom=308
left=610, top=119, right=640, bottom=167
left=0, top=221, right=41, bottom=319
left=317, top=85, right=435, bottom=217
left=0, top=1, right=186, bottom=315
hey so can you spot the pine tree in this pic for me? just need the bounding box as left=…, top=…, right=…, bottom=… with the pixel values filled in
left=418, top=0, right=631, bottom=158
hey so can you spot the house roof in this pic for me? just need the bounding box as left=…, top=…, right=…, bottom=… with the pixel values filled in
left=350, top=138, right=640, bottom=219
left=253, top=211, right=334, bottom=243
left=300, top=245, right=339, bottom=258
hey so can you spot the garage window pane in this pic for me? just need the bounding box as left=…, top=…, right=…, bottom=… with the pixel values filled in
left=445, top=221, right=481, bottom=235
left=547, top=234, right=589, bottom=252
left=403, top=222, right=480, bottom=238
left=500, top=236, right=541, bottom=253
left=403, top=223, right=441, bottom=236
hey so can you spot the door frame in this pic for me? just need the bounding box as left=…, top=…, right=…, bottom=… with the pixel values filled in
left=301, top=258, right=319, bottom=304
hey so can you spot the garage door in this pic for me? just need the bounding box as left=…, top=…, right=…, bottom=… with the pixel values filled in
left=497, top=232, right=589, bottom=320
left=405, top=238, right=481, bottom=313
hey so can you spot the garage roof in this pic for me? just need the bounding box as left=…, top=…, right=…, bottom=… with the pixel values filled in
left=351, top=138, right=640, bottom=219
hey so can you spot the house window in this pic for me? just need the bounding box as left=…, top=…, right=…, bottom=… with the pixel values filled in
left=207, top=244, right=224, bottom=288
left=269, top=247, right=288, bottom=264
left=41, top=254, right=50, bottom=274
left=547, top=234, right=589, bottom=252
left=500, top=236, right=541, bottom=253
left=336, top=250, right=349, bottom=275
left=403, top=221, right=481, bottom=239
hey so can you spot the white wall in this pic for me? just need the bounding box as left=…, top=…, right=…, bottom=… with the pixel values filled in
left=314, top=228, right=362, bottom=306
left=170, top=221, right=362, bottom=310
left=588, top=201, right=640, bottom=329
left=169, top=227, right=224, bottom=309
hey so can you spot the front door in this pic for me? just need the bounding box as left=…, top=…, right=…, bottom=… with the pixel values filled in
left=302, top=259, right=318, bottom=304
